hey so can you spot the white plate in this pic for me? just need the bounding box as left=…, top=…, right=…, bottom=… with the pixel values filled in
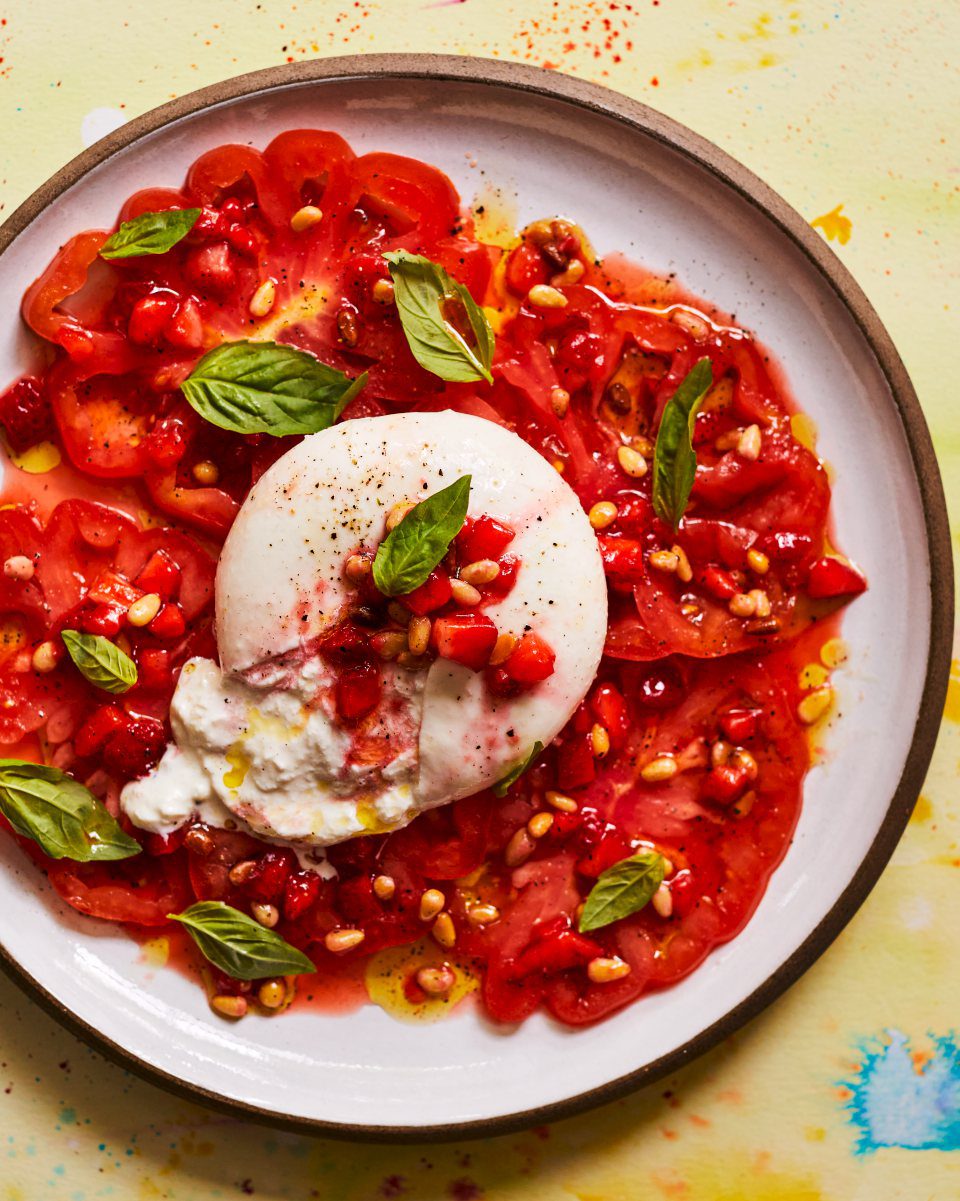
left=0, top=56, right=950, bottom=1139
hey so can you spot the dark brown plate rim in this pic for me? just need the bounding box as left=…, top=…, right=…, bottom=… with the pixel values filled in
left=0, top=53, right=951, bottom=1144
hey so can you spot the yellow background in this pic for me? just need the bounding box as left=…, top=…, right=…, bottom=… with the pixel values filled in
left=1, top=1, right=958, bottom=1197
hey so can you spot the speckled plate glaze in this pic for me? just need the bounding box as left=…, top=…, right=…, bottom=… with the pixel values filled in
left=0, top=55, right=950, bottom=1141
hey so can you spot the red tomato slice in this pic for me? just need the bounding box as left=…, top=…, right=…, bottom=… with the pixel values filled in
left=45, top=851, right=192, bottom=928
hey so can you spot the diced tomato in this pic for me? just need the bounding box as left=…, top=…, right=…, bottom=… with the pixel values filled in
left=135, top=549, right=181, bottom=599
left=185, top=241, right=236, bottom=296
left=137, top=648, right=171, bottom=692
left=504, top=632, right=556, bottom=685
left=511, top=927, right=601, bottom=976
left=589, top=683, right=630, bottom=748
left=400, top=568, right=452, bottom=615
left=86, top=569, right=141, bottom=608
left=431, top=612, right=498, bottom=670
left=806, top=555, right=867, bottom=599
left=127, top=294, right=179, bottom=346
left=142, top=417, right=189, bottom=469
left=246, top=848, right=297, bottom=903
left=78, top=603, right=125, bottom=636
left=336, top=661, right=382, bottom=722
left=456, top=515, right=516, bottom=563
left=0, top=376, right=54, bottom=453
left=74, top=705, right=127, bottom=757
left=701, top=764, right=749, bottom=806
left=700, top=564, right=739, bottom=600
left=102, top=715, right=166, bottom=780
left=719, top=708, right=760, bottom=742
left=556, top=732, right=596, bottom=790
left=283, top=870, right=321, bottom=922
left=504, top=242, right=549, bottom=297
left=319, top=623, right=368, bottom=665
left=148, top=602, right=186, bottom=640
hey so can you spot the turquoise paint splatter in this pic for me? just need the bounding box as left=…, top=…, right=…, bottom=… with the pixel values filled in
left=843, top=1030, right=960, bottom=1153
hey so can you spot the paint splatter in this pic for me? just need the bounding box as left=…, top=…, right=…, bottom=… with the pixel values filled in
left=811, top=204, right=853, bottom=245
left=842, top=1030, right=960, bottom=1153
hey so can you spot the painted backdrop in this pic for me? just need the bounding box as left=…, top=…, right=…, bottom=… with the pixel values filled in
left=1, top=1, right=958, bottom=1197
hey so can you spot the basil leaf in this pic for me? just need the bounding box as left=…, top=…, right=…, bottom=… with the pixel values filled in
left=385, top=250, right=495, bottom=384
left=578, top=850, right=666, bottom=932
left=100, top=208, right=200, bottom=260
left=493, top=741, right=544, bottom=798
left=169, top=901, right=315, bottom=981
left=181, top=340, right=367, bottom=437
left=372, top=475, right=471, bottom=597
left=651, top=357, right=714, bottom=530
left=0, top=760, right=141, bottom=861
left=61, top=630, right=137, bottom=694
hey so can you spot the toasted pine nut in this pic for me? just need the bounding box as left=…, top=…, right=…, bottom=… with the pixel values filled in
left=587, top=956, right=631, bottom=984
left=649, top=549, right=679, bottom=574
left=798, top=686, right=834, bottom=725
left=386, top=501, right=416, bottom=532
left=545, top=790, right=578, bottom=813
left=737, top=424, right=762, bottom=461
left=416, top=965, right=456, bottom=995
left=728, top=592, right=757, bottom=618
left=651, top=884, right=673, bottom=918
left=550, top=386, right=571, bottom=418
left=450, top=578, right=481, bottom=606
left=528, top=284, right=568, bottom=308
left=372, top=279, right=395, bottom=304
left=345, top=554, right=372, bottom=582
left=419, top=888, right=446, bottom=922
left=459, top=559, right=500, bottom=586
left=711, top=739, right=732, bottom=768
left=715, top=429, right=741, bottom=452
left=387, top=601, right=411, bottom=626
left=325, top=928, right=365, bottom=953
left=407, top=616, right=431, bottom=656
left=617, top=445, right=648, bottom=478
left=730, top=748, right=759, bottom=780
left=127, top=593, right=162, bottom=627
left=641, top=755, right=678, bottom=783
left=588, top=501, right=618, bottom=530
left=551, top=259, right=585, bottom=286
left=290, top=204, right=323, bottom=232
left=257, top=979, right=286, bottom=1009
left=748, top=589, right=771, bottom=618
left=183, top=827, right=214, bottom=857
left=591, top=723, right=611, bottom=758
left=371, top=630, right=407, bottom=660
left=489, top=632, right=517, bottom=666
left=432, top=911, right=456, bottom=948
left=32, top=640, right=58, bottom=674
left=747, top=548, right=770, bottom=575
left=192, top=459, right=219, bottom=485
left=528, top=812, right=554, bottom=839
left=672, top=545, right=693, bottom=584
left=251, top=902, right=279, bottom=928
left=210, top=994, right=247, bottom=1018
left=373, top=874, right=396, bottom=901
left=504, top=827, right=536, bottom=867
left=467, top=903, right=501, bottom=927
left=397, top=651, right=430, bottom=670
left=249, top=278, right=277, bottom=318
left=3, top=555, right=34, bottom=581
left=228, top=859, right=257, bottom=886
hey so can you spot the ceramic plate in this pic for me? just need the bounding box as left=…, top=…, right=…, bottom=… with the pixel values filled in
left=0, top=55, right=950, bottom=1140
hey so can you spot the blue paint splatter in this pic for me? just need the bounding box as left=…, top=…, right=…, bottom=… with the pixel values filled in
left=842, top=1030, right=960, bottom=1153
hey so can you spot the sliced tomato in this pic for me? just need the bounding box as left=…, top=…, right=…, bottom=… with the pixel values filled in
left=45, top=850, right=191, bottom=927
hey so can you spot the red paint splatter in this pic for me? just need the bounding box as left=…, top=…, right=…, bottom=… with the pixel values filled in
left=380, top=1177, right=408, bottom=1198
left=448, top=1181, right=483, bottom=1201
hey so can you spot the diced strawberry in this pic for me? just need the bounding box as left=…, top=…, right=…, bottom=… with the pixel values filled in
left=246, top=848, right=297, bottom=903
left=701, top=764, right=749, bottom=806
left=556, top=731, right=596, bottom=790
left=700, top=564, right=739, bottom=600
left=0, top=376, right=54, bottom=454
left=719, top=708, right=761, bottom=743
left=148, top=603, right=186, bottom=641
left=457, top=515, right=516, bottom=564
left=127, top=294, right=179, bottom=346
left=431, top=612, right=498, bottom=670
left=102, top=715, right=166, bottom=778
left=87, top=569, right=142, bottom=608
left=589, top=683, right=630, bottom=748
left=806, top=555, right=867, bottom=599
left=400, top=568, right=452, bottom=615
left=74, top=705, right=127, bottom=757
left=319, top=622, right=368, bottom=665
left=137, top=648, right=171, bottom=692
left=505, top=632, right=556, bottom=685
left=135, top=549, right=181, bottom=600
left=283, top=870, right=321, bottom=922
left=336, top=661, right=382, bottom=722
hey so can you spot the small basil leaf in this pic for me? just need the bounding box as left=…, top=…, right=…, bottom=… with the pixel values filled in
left=61, top=630, right=137, bottom=694
left=385, top=250, right=495, bottom=384
left=372, top=475, right=471, bottom=597
left=493, top=741, right=544, bottom=798
left=100, top=208, right=200, bottom=260
left=578, top=850, right=666, bottom=932
left=651, top=357, right=714, bottom=530
left=181, top=340, right=367, bottom=437
left=0, top=759, right=141, bottom=861
left=169, top=901, right=315, bottom=981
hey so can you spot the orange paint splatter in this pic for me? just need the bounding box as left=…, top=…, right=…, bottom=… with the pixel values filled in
left=812, top=204, right=853, bottom=245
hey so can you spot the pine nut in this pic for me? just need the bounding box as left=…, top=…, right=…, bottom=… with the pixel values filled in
left=459, top=559, right=500, bottom=586
left=373, top=874, right=396, bottom=901
left=798, top=686, right=834, bottom=725
left=419, top=888, right=445, bottom=921
left=251, top=902, right=279, bottom=928
left=730, top=748, right=759, bottom=780
left=432, top=911, right=456, bottom=948
left=249, top=278, right=277, bottom=318
left=416, top=965, right=456, bottom=995
left=587, top=956, right=631, bottom=984
left=550, top=387, right=570, bottom=418
left=528, top=284, right=568, bottom=308
left=748, top=589, right=771, bottom=618
left=210, top=994, right=247, bottom=1018
left=737, top=424, right=762, bottom=461
left=591, top=723, right=611, bottom=758
left=228, top=859, right=257, bottom=886
left=32, top=641, right=58, bottom=673
left=545, top=790, right=578, bottom=813
left=715, top=429, right=741, bottom=452
left=371, top=630, right=406, bottom=660
left=407, top=616, right=431, bottom=656
left=550, top=258, right=585, bottom=286
left=450, top=578, right=481, bottom=606
left=711, top=740, right=732, bottom=768
left=3, top=555, right=34, bottom=581
left=345, top=554, right=372, bottom=582
left=641, top=755, right=678, bottom=783
left=651, top=884, right=673, bottom=918
left=588, top=501, right=618, bottom=530
left=386, top=502, right=415, bottom=532
left=257, top=979, right=286, bottom=1009
left=387, top=601, right=411, bottom=626
left=127, top=593, right=162, bottom=627
left=325, top=928, right=365, bottom=953
left=528, top=812, right=554, bottom=839
left=728, top=593, right=757, bottom=618
left=617, top=445, right=648, bottom=478
left=467, top=903, right=501, bottom=927
left=372, top=279, right=395, bottom=304
left=672, top=545, right=693, bottom=584
left=489, top=632, right=517, bottom=666
left=337, top=308, right=359, bottom=347
left=183, top=827, right=214, bottom=857
left=649, top=549, right=679, bottom=573
left=747, top=548, right=770, bottom=575
left=290, top=205, right=323, bottom=232
left=504, top=827, right=536, bottom=867
left=192, top=459, right=219, bottom=485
